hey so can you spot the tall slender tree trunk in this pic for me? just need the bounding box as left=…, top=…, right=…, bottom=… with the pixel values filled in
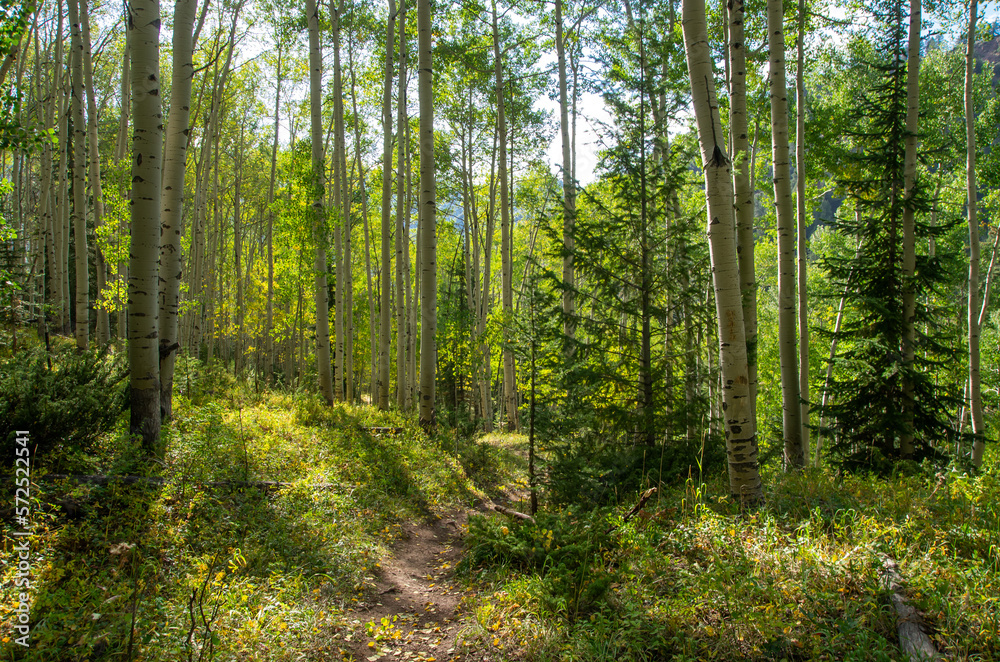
left=69, top=0, right=89, bottom=349
left=795, top=1, right=810, bottom=462
left=158, top=0, right=198, bottom=421
left=555, top=0, right=576, bottom=347
left=492, top=2, right=517, bottom=431
left=683, top=0, right=762, bottom=503
left=378, top=0, right=397, bottom=410
left=307, top=0, right=334, bottom=405
left=395, top=0, right=408, bottom=408
left=729, top=0, right=757, bottom=431
left=265, top=47, right=282, bottom=382
left=80, top=0, right=108, bottom=345
left=115, top=20, right=130, bottom=340
left=899, top=0, right=921, bottom=459
left=417, top=0, right=436, bottom=428
left=332, top=0, right=347, bottom=402
left=128, top=0, right=162, bottom=450
left=966, top=0, right=985, bottom=467
left=768, top=0, right=804, bottom=469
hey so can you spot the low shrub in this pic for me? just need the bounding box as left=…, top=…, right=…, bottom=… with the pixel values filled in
left=0, top=345, right=127, bottom=470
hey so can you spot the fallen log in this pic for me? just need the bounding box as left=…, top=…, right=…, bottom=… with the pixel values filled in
left=606, top=487, right=657, bottom=533
left=490, top=503, right=536, bottom=523
left=880, top=556, right=940, bottom=662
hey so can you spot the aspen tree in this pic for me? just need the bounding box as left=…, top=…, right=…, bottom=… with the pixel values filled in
left=768, top=0, right=804, bottom=469
left=683, top=0, right=762, bottom=502
left=795, top=0, right=810, bottom=461
left=378, top=0, right=397, bottom=410
left=265, top=45, right=283, bottom=382
left=729, top=0, right=757, bottom=429
left=966, top=0, right=985, bottom=468
left=899, top=0, right=920, bottom=458
left=158, top=0, right=199, bottom=421
left=492, top=0, right=517, bottom=431
left=128, top=0, right=163, bottom=449
left=332, top=0, right=346, bottom=402
left=417, top=0, right=436, bottom=428
left=68, top=0, right=88, bottom=349
left=396, top=0, right=408, bottom=409
left=555, top=0, right=575, bottom=346
left=80, top=0, right=108, bottom=345
left=306, top=0, right=335, bottom=405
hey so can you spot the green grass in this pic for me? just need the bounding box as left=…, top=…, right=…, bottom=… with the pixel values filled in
left=460, top=466, right=1000, bottom=661
left=1, top=387, right=522, bottom=661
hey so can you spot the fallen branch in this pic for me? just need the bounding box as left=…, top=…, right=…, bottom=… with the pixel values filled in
left=490, top=503, right=536, bottom=523
left=606, top=487, right=657, bottom=533
left=880, top=556, right=940, bottom=662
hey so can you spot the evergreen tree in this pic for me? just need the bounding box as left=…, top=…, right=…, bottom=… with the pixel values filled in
left=818, top=0, right=956, bottom=471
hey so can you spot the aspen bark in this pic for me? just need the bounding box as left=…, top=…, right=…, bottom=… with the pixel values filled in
left=729, top=0, right=757, bottom=429
left=899, top=0, right=921, bottom=458
left=966, top=0, right=985, bottom=467
left=128, top=0, right=162, bottom=449
left=332, top=0, right=346, bottom=402
left=307, top=0, right=335, bottom=405
left=80, top=0, right=108, bottom=345
left=265, top=47, right=282, bottom=382
left=378, top=0, right=397, bottom=410
left=768, top=0, right=804, bottom=469
left=492, top=1, right=517, bottom=431
left=69, top=0, right=89, bottom=349
left=555, top=0, right=576, bottom=346
left=395, top=0, right=408, bottom=408
left=158, top=0, right=198, bottom=421
left=795, top=1, right=810, bottom=462
left=683, top=0, right=762, bottom=502
left=417, top=0, right=436, bottom=428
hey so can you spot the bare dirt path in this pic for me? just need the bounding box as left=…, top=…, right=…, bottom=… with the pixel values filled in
left=340, top=509, right=500, bottom=662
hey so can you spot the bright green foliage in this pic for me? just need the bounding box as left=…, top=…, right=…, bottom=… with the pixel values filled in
left=462, top=508, right=617, bottom=620
left=466, top=468, right=1000, bottom=661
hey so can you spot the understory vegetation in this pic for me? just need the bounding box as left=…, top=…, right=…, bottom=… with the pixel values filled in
left=2, top=338, right=997, bottom=661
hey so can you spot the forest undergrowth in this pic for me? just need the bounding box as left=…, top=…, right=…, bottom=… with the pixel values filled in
left=1, top=349, right=998, bottom=660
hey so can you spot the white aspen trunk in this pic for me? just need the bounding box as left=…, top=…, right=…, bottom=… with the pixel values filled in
left=417, top=0, right=436, bottom=427
left=158, top=0, right=198, bottom=420
left=966, top=0, right=985, bottom=467
left=378, top=0, right=397, bottom=410
left=768, top=0, right=804, bottom=469
left=69, top=0, right=89, bottom=349
left=115, top=20, right=130, bottom=340
left=899, top=0, right=921, bottom=458
left=395, top=0, right=408, bottom=408
left=80, top=0, right=108, bottom=345
left=729, top=0, right=757, bottom=430
left=683, top=0, right=762, bottom=502
left=795, top=1, right=810, bottom=462
left=307, top=0, right=334, bottom=405
left=128, top=0, right=162, bottom=449
left=555, top=0, right=576, bottom=346
left=265, top=47, right=282, bottom=383
left=348, top=46, right=378, bottom=403
left=492, top=2, right=517, bottom=432
left=332, top=0, right=346, bottom=402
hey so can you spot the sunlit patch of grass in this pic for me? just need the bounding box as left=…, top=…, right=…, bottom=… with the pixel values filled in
left=464, top=467, right=1000, bottom=661
left=0, top=389, right=517, bottom=660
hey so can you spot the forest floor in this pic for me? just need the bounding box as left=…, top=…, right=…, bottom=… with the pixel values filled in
left=1, top=349, right=999, bottom=661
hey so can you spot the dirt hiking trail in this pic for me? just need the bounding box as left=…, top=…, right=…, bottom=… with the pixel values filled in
left=339, top=505, right=512, bottom=662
